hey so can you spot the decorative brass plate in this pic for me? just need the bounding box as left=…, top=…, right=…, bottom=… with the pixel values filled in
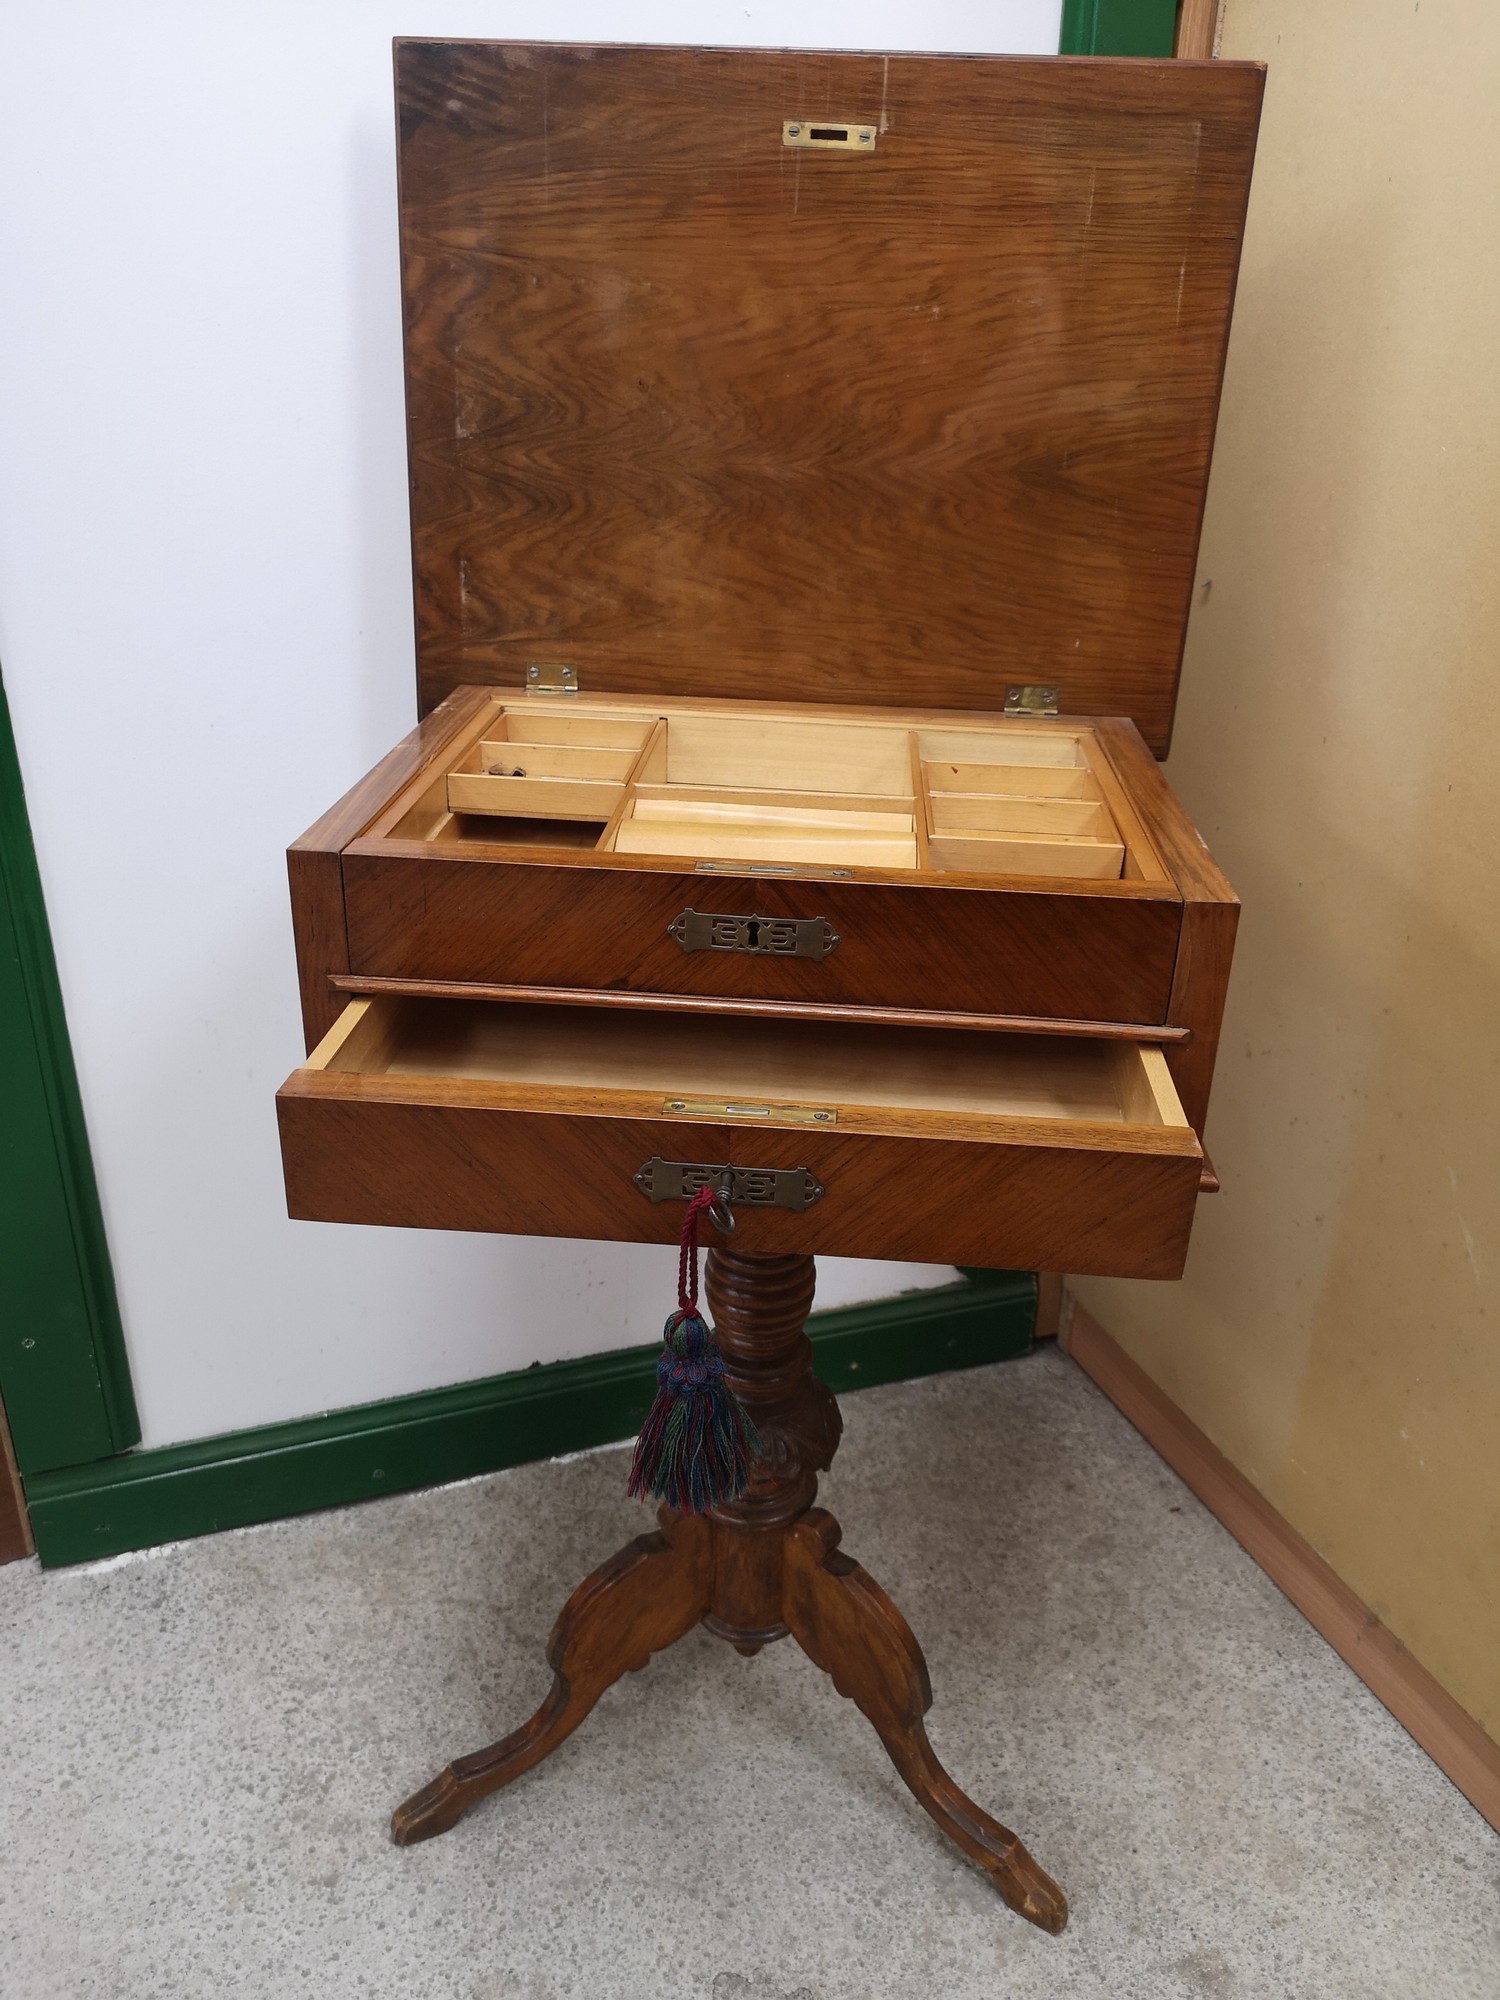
left=782, top=120, right=876, bottom=151
left=693, top=863, right=852, bottom=880
left=633, top=1159, right=826, bottom=1211
left=668, top=910, right=839, bottom=959
left=662, top=1098, right=836, bottom=1126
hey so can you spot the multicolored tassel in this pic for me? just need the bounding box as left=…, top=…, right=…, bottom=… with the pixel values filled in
left=627, top=1186, right=758, bottom=1513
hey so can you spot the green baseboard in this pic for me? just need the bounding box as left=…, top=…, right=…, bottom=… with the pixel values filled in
left=23, top=1269, right=1036, bottom=1568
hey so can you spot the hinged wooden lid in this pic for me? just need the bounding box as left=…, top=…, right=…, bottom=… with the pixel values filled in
left=397, top=41, right=1263, bottom=754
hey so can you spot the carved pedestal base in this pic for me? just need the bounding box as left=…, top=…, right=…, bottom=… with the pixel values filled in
left=391, top=1250, right=1067, bottom=1936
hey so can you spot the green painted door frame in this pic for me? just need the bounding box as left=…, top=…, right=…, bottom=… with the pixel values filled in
left=1060, top=0, right=1179, bottom=56
left=0, top=670, right=139, bottom=1474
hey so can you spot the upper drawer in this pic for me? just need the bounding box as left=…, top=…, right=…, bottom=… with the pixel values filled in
left=277, top=998, right=1203, bottom=1277
left=327, top=692, right=1196, bottom=1025
left=340, top=854, right=1182, bottom=1024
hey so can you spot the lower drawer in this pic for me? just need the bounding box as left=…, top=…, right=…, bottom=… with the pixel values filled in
left=276, top=999, right=1204, bottom=1277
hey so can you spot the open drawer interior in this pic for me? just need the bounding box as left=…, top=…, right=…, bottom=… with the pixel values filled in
left=281, top=994, right=1204, bottom=1273
left=377, top=696, right=1167, bottom=885
left=304, top=995, right=1192, bottom=1135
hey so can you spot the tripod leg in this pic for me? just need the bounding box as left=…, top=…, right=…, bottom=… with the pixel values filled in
left=392, top=1508, right=711, bottom=1845
left=783, top=1511, right=1068, bottom=1935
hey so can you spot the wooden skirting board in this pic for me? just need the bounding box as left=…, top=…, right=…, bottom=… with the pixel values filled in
left=1060, top=1297, right=1500, bottom=1834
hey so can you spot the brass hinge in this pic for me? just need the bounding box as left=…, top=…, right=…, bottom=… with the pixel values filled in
left=1003, top=684, right=1060, bottom=718
left=525, top=663, right=578, bottom=696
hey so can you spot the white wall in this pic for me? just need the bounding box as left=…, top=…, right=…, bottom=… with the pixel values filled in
left=0, top=1, right=1061, bottom=1450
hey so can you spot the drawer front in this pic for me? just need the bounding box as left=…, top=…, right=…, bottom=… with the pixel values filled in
left=280, top=1088, right=1200, bottom=1272
left=280, top=998, right=1204, bottom=1275
left=341, top=852, right=1182, bottom=1024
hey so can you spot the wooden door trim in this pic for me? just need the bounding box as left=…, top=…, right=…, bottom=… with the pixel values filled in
left=1059, top=0, right=1179, bottom=57
left=0, top=671, right=140, bottom=1474
left=1059, top=1, right=1216, bottom=64
left=0, top=1392, right=32, bottom=1563
left=1174, top=0, right=1223, bottom=62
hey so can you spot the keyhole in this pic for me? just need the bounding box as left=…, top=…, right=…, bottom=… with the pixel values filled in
left=743, top=920, right=761, bottom=950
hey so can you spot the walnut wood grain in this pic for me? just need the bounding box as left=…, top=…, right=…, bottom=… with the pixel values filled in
left=331, top=973, right=1193, bottom=1044
left=287, top=687, right=493, bottom=1050
left=391, top=1248, right=1066, bottom=1930
left=396, top=43, right=1262, bottom=752
left=1164, top=901, right=1239, bottom=1139
left=286, top=849, right=351, bottom=1055
left=783, top=1510, right=1067, bottom=1933
left=1090, top=720, right=1237, bottom=904
left=340, top=847, right=1184, bottom=1024
left=701, top=1250, right=836, bottom=1649
left=1090, top=720, right=1239, bottom=1134
left=391, top=1511, right=712, bottom=1843
left=276, top=1082, right=1202, bottom=1276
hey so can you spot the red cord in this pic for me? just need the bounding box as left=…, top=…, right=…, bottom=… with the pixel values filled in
left=676, top=1185, right=718, bottom=1318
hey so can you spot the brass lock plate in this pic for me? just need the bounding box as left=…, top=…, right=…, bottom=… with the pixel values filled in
left=633, top=1159, right=826, bottom=1211
left=668, top=910, right=839, bottom=959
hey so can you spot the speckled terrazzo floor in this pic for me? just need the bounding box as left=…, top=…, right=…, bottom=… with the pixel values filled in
left=4, top=1345, right=1497, bottom=2000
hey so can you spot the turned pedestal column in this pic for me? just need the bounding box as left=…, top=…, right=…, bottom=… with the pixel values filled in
left=390, top=1249, right=1067, bottom=1935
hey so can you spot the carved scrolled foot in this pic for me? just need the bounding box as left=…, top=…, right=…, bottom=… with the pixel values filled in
left=392, top=1510, right=712, bottom=1846
left=782, top=1511, right=1069, bottom=1936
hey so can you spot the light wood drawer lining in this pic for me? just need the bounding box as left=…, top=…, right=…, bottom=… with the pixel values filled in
left=431, top=699, right=1135, bottom=884
left=307, top=997, right=1189, bottom=1131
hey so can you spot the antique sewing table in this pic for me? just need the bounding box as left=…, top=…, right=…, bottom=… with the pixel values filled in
left=277, top=41, right=1263, bottom=1932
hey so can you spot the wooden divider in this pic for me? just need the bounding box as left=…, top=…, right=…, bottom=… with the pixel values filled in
left=431, top=701, right=1137, bottom=882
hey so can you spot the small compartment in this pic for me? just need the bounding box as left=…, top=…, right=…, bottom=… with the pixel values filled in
left=445, top=708, right=657, bottom=821
left=928, top=795, right=1114, bottom=838
left=431, top=814, right=605, bottom=851
left=924, top=762, right=1101, bottom=801
left=916, top=730, right=1086, bottom=769
left=927, top=830, right=1124, bottom=878
left=501, top=712, right=654, bottom=750
left=918, top=733, right=1125, bottom=881
left=663, top=714, right=912, bottom=794
left=598, top=710, right=918, bottom=869
left=607, top=786, right=918, bottom=869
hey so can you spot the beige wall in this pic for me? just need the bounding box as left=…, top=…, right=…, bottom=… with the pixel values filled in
left=1075, top=0, right=1500, bottom=1733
